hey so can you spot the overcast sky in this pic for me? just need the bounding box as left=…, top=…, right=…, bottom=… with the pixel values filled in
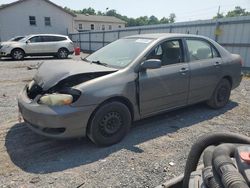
left=1, top=0, right=250, bottom=22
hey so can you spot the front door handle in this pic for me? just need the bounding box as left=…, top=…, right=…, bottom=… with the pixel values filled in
left=179, top=67, right=189, bottom=75
left=214, top=62, right=221, bottom=67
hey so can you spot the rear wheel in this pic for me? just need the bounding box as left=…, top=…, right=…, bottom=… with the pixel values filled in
left=57, top=48, right=69, bottom=59
left=207, top=78, right=232, bottom=109
left=11, top=49, right=24, bottom=60
left=87, top=101, right=131, bottom=146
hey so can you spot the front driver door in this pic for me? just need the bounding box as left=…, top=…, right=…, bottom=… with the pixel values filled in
left=139, top=39, right=190, bottom=117
left=24, top=36, right=43, bottom=54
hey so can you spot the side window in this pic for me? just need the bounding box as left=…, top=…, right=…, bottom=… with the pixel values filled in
left=79, top=24, right=83, bottom=30
left=29, top=16, right=36, bottom=26
left=186, top=39, right=213, bottom=61
left=29, top=36, right=42, bottom=43
left=44, top=17, right=51, bottom=26
left=91, top=24, right=94, bottom=30
left=41, top=36, right=57, bottom=42
left=54, top=36, right=66, bottom=41
left=146, top=40, right=184, bottom=66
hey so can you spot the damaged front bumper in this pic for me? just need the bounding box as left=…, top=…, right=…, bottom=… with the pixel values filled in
left=18, top=86, right=97, bottom=139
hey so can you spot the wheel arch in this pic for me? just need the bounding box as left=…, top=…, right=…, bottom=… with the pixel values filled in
left=11, top=47, right=25, bottom=54
left=86, top=96, right=134, bottom=134
left=222, top=75, right=232, bottom=87
left=58, top=47, right=69, bottom=52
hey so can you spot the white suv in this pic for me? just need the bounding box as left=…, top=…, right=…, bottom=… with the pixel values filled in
left=0, top=34, right=74, bottom=60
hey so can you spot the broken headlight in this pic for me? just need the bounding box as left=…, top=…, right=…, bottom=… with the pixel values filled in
left=39, top=93, right=73, bottom=106
left=38, top=88, right=81, bottom=106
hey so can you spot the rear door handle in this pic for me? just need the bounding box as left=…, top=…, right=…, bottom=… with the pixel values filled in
left=179, top=67, right=189, bottom=74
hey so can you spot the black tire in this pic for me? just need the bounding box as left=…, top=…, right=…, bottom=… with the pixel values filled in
left=57, top=48, right=69, bottom=59
left=11, top=49, right=24, bottom=60
left=87, top=101, right=132, bottom=146
left=207, top=78, right=232, bottom=109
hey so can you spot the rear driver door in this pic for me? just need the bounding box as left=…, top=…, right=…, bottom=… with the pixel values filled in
left=185, top=38, right=222, bottom=104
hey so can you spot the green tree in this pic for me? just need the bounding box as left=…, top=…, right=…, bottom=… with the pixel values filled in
left=160, top=17, right=170, bottom=24
left=213, top=13, right=224, bottom=19
left=135, top=16, right=149, bottom=26
left=148, top=15, right=159, bottom=25
left=213, top=6, right=250, bottom=19
left=80, top=7, right=96, bottom=15
left=169, top=13, right=176, bottom=23
left=226, top=6, right=250, bottom=17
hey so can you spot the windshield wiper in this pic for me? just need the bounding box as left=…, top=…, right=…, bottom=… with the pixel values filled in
left=81, top=57, right=90, bottom=62
left=90, top=60, right=108, bottom=67
left=81, top=58, right=108, bottom=67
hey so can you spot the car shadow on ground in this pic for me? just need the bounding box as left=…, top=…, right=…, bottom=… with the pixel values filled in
left=5, top=101, right=238, bottom=174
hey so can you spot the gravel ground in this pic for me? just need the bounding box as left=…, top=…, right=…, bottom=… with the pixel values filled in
left=0, top=55, right=250, bottom=188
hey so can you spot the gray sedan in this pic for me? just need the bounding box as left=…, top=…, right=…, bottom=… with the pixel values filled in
left=18, top=33, right=242, bottom=146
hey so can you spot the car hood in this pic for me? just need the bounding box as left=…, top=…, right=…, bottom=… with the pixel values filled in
left=0, top=41, right=18, bottom=46
left=34, top=60, right=118, bottom=90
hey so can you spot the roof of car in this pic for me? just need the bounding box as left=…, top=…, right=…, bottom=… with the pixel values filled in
left=125, top=33, right=208, bottom=40
left=27, top=34, right=68, bottom=38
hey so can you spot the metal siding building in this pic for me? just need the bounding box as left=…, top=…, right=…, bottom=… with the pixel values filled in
left=69, top=16, right=250, bottom=68
left=0, top=0, right=75, bottom=41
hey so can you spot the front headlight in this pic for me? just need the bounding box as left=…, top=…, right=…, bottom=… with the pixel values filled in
left=39, top=94, right=73, bottom=106
left=2, top=45, right=10, bottom=49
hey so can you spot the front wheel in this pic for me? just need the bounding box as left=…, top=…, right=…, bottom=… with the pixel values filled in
left=11, top=49, right=24, bottom=60
left=87, top=102, right=132, bottom=146
left=207, top=79, right=232, bottom=109
left=57, top=48, right=69, bottom=59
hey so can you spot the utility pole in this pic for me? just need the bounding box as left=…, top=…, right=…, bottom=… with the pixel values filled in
left=217, top=6, right=221, bottom=17
left=215, top=5, right=221, bottom=42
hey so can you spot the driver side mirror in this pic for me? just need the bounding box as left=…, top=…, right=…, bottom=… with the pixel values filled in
left=26, top=40, right=30, bottom=44
left=140, top=59, right=162, bottom=70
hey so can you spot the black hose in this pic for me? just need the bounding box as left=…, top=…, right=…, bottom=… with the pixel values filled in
left=182, top=132, right=250, bottom=188
left=212, top=144, right=248, bottom=188
left=203, top=146, right=215, bottom=166
left=202, top=146, right=222, bottom=188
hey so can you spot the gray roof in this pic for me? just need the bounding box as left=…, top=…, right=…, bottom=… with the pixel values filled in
left=74, top=14, right=126, bottom=24
left=0, top=0, right=76, bottom=17
left=126, top=33, right=209, bottom=40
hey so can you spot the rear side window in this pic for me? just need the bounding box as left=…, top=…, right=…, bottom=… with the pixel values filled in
left=54, top=36, right=67, bottom=41
left=41, top=36, right=53, bottom=42
left=186, top=39, right=220, bottom=61
left=41, top=36, right=66, bottom=42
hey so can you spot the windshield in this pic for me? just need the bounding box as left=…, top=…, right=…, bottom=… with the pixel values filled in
left=8, top=36, right=24, bottom=42
left=19, top=36, right=30, bottom=43
left=85, top=38, right=154, bottom=68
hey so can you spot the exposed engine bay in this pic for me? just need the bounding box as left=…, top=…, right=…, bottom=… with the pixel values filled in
left=26, top=60, right=117, bottom=105
left=158, top=132, right=250, bottom=188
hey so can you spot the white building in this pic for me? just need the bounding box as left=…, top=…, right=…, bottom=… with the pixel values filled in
left=0, top=0, right=75, bottom=41
left=74, top=14, right=126, bottom=32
